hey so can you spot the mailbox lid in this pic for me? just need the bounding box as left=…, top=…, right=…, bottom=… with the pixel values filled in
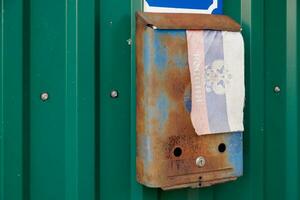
left=136, top=12, right=241, bottom=31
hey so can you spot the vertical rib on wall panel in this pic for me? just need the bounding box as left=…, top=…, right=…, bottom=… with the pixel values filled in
left=240, top=0, right=265, bottom=199
left=65, top=0, right=78, bottom=199
left=130, top=0, right=144, bottom=199
left=285, top=0, right=299, bottom=199
left=264, top=0, right=286, bottom=199
left=77, top=0, right=96, bottom=199
left=298, top=2, right=300, bottom=198
left=1, top=0, right=29, bottom=199
left=30, top=1, right=66, bottom=199
left=0, top=1, right=3, bottom=198
left=99, top=0, right=131, bottom=198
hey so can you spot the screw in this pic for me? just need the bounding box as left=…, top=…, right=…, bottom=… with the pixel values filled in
left=110, top=90, right=118, bottom=98
left=196, top=156, right=206, bottom=167
left=40, top=92, right=49, bottom=101
left=274, top=86, right=281, bottom=93
left=127, top=38, right=132, bottom=46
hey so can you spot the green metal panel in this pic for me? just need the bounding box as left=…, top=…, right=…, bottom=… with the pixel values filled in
left=0, top=0, right=299, bottom=200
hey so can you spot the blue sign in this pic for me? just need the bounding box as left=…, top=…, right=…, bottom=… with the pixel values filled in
left=144, top=0, right=222, bottom=14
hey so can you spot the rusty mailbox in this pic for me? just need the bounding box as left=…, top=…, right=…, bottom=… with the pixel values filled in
left=136, top=12, right=243, bottom=190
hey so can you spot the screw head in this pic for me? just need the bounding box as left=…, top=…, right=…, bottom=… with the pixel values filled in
left=110, top=90, right=118, bottom=98
left=40, top=92, right=49, bottom=101
left=127, top=38, right=132, bottom=46
left=196, top=156, right=206, bottom=167
left=274, top=86, right=281, bottom=93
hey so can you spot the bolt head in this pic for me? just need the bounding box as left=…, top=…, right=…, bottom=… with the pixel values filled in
left=274, top=86, right=281, bottom=93
left=110, top=90, right=118, bottom=98
left=196, top=156, right=206, bottom=167
left=40, top=92, right=49, bottom=101
left=127, top=38, right=132, bottom=46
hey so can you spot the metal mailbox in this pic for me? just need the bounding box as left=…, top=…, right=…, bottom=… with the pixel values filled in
left=136, top=12, right=243, bottom=190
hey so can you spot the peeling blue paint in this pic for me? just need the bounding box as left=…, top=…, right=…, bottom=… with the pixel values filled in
left=184, top=91, right=192, bottom=113
left=184, top=97, right=192, bottom=113
left=153, top=31, right=168, bottom=70
left=153, top=30, right=187, bottom=71
left=144, top=31, right=151, bottom=74
left=174, top=56, right=187, bottom=68
left=146, top=105, right=155, bottom=120
left=142, top=135, right=153, bottom=168
left=227, top=132, right=243, bottom=176
left=157, top=93, right=169, bottom=130
left=164, top=30, right=186, bottom=38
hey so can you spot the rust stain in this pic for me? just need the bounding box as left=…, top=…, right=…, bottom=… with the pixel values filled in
left=136, top=19, right=146, bottom=136
left=136, top=13, right=242, bottom=190
left=136, top=12, right=241, bottom=32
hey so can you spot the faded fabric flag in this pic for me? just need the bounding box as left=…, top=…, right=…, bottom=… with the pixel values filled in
left=186, top=30, right=244, bottom=135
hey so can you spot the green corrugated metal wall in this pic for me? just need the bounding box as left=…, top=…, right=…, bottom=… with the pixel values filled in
left=0, top=0, right=299, bottom=200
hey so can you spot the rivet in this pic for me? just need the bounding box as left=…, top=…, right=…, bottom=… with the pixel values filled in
left=127, top=38, right=132, bottom=46
left=274, top=86, right=281, bottom=93
left=196, top=156, right=206, bottom=167
left=40, top=92, right=49, bottom=101
left=110, top=90, right=118, bottom=98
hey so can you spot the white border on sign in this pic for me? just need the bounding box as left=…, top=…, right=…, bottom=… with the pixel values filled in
left=144, top=0, right=218, bottom=14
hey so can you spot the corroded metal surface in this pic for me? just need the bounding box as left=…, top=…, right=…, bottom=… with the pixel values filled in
left=136, top=13, right=243, bottom=190
left=136, top=12, right=241, bottom=31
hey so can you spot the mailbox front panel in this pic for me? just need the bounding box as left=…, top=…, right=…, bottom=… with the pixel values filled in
left=136, top=13, right=243, bottom=190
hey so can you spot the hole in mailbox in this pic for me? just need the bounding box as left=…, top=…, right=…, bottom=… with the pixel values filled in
left=218, top=143, right=226, bottom=153
left=173, top=147, right=182, bottom=157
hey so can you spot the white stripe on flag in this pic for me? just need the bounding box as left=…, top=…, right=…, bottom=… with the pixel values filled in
left=222, top=31, right=245, bottom=131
